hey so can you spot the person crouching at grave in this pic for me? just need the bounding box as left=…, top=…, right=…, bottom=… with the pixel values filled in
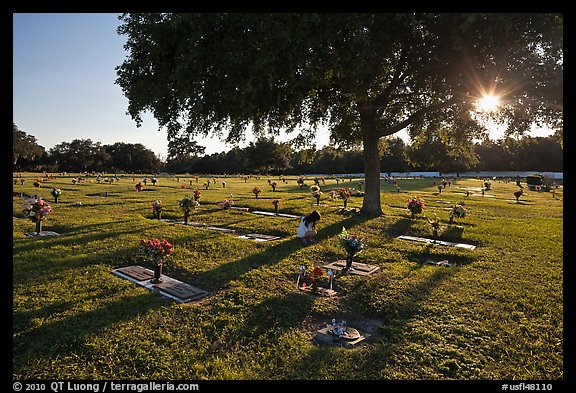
left=297, top=210, right=321, bottom=245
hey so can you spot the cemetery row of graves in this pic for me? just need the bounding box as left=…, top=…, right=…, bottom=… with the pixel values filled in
left=12, top=172, right=563, bottom=380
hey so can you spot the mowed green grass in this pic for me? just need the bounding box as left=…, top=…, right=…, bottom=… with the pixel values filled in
left=12, top=173, right=563, bottom=380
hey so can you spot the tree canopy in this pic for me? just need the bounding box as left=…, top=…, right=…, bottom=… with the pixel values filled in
left=13, top=123, right=45, bottom=167
left=115, top=13, right=563, bottom=214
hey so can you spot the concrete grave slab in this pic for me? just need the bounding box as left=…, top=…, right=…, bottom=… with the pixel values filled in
left=25, top=231, right=60, bottom=237
left=315, top=326, right=367, bottom=348
left=251, top=211, right=301, bottom=219
left=298, top=286, right=337, bottom=297
left=323, top=260, right=380, bottom=276
left=115, top=265, right=155, bottom=281
left=152, top=280, right=209, bottom=302
left=397, top=235, right=476, bottom=250
left=205, top=226, right=236, bottom=233
left=230, top=206, right=250, bottom=212
left=175, top=221, right=206, bottom=227
left=238, top=233, right=282, bottom=242
left=112, top=265, right=209, bottom=303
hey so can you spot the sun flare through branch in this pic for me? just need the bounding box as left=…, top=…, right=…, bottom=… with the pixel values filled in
left=476, top=94, right=501, bottom=113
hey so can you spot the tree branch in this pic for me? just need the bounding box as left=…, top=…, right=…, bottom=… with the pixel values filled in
left=377, top=97, right=461, bottom=138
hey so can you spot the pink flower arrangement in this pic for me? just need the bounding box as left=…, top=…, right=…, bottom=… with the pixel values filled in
left=22, top=196, right=53, bottom=223
left=221, top=199, right=234, bottom=209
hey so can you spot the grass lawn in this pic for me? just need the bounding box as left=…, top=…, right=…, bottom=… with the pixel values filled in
left=12, top=173, right=563, bottom=381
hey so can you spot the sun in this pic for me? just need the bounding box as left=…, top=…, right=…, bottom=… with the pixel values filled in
left=476, top=94, right=501, bottom=112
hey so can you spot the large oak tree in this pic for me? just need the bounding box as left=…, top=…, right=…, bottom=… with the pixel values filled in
left=116, top=13, right=562, bottom=215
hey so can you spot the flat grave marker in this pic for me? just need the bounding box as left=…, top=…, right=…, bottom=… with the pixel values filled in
left=25, top=231, right=60, bottom=237
left=112, top=265, right=209, bottom=303
left=397, top=235, right=476, bottom=250
left=315, top=319, right=367, bottom=348
left=115, top=265, right=155, bottom=281
left=238, top=233, right=282, bottom=242
left=323, top=260, right=380, bottom=276
left=175, top=221, right=206, bottom=227
left=251, top=210, right=301, bottom=219
left=205, top=226, right=236, bottom=234
left=230, top=206, right=250, bottom=212
left=152, top=280, right=209, bottom=302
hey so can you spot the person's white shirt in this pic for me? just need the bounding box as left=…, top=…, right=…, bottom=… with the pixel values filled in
left=297, top=217, right=313, bottom=238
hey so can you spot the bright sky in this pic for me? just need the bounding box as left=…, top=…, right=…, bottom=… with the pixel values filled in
left=13, top=13, right=554, bottom=161
left=13, top=13, right=331, bottom=160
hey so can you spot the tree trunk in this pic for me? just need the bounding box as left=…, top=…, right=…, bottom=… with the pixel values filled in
left=360, top=110, right=383, bottom=216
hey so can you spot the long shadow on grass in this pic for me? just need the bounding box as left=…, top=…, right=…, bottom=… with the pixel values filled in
left=12, top=220, right=165, bottom=255
left=281, top=266, right=457, bottom=379
left=12, top=292, right=162, bottom=373
left=222, top=292, right=316, bottom=346
left=185, top=214, right=373, bottom=292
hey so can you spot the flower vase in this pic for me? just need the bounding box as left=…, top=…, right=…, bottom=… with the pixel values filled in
left=310, top=282, right=318, bottom=294
left=274, top=205, right=278, bottom=215
left=35, top=220, right=42, bottom=234
left=156, top=211, right=162, bottom=220
left=316, top=196, right=320, bottom=205
left=344, top=253, right=355, bottom=270
left=184, top=212, right=189, bottom=225
left=151, top=260, right=164, bottom=283
left=343, top=199, right=348, bottom=209
left=54, top=196, right=58, bottom=203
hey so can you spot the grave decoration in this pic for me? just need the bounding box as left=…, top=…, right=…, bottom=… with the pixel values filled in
left=514, top=189, right=524, bottom=203
left=179, top=195, right=199, bottom=225
left=152, top=200, right=164, bottom=219
left=272, top=198, right=280, bottom=214
left=220, top=198, right=234, bottom=209
left=406, top=196, right=424, bottom=219
left=335, top=187, right=351, bottom=209
left=327, top=319, right=359, bottom=340
left=253, top=186, right=262, bottom=199
left=448, top=203, right=466, bottom=225
left=338, top=227, right=368, bottom=271
left=22, top=195, right=53, bottom=234
left=138, top=238, right=174, bottom=284
left=427, top=213, right=441, bottom=239
left=297, top=176, right=305, bottom=189
left=315, top=318, right=366, bottom=348
left=310, top=185, right=322, bottom=206
left=135, top=182, right=143, bottom=192
left=297, top=265, right=336, bottom=296
left=308, top=266, right=324, bottom=294
left=50, top=187, right=61, bottom=203
left=193, top=189, right=202, bottom=201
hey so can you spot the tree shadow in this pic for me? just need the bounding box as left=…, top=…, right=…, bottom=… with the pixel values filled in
left=404, top=246, right=475, bottom=267
left=12, top=292, right=162, bottom=372
left=386, top=217, right=417, bottom=238
left=282, top=266, right=457, bottom=379
left=180, top=214, right=374, bottom=293
left=229, top=292, right=317, bottom=344
left=12, top=220, right=165, bottom=255
left=442, top=224, right=465, bottom=242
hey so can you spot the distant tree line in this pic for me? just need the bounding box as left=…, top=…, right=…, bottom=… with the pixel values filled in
left=13, top=123, right=563, bottom=174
